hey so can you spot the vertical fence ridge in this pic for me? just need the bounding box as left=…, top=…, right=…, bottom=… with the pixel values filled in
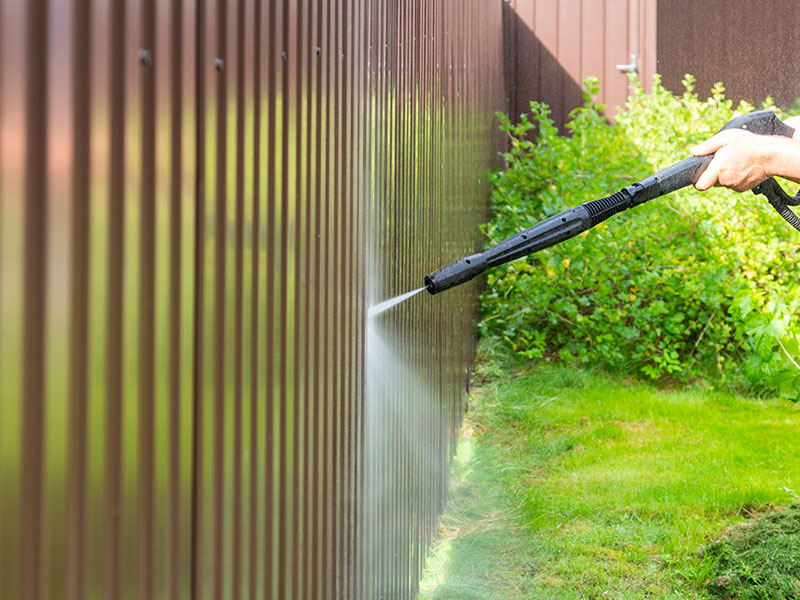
left=20, top=0, right=49, bottom=597
left=104, top=0, right=126, bottom=595
left=66, top=0, right=91, bottom=596
left=248, top=1, right=262, bottom=598
left=311, top=0, right=326, bottom=593
left=211, top=0, right=227, bottom=595
left=264, top=0, right=277, bottom=596
left=138, top=0, right=157, bottom=596
left=232, top=0, right=246, bottom=595
left=167, top=0, right=184, bottom=597
left=290, top=0, right=306, bottom=595
left=278, top=0, right=291, bottom=596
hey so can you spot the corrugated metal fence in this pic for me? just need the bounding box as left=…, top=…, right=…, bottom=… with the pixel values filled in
left=0, top=0, right=503, bottom=598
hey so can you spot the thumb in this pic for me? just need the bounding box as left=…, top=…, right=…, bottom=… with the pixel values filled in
left=690, top=133, right=728, bottom=157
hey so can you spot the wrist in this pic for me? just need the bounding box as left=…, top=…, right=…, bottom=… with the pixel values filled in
left=760, top=136, right=800, bottom=177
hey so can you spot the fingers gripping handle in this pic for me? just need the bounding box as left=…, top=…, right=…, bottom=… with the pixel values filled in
left=629, top=110, right=796, bottom=205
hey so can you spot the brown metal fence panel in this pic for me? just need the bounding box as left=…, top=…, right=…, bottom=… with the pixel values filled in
left=0, top=0, right=503, bottom=598
left=656, top=0, right=800, bottom=107
left=504, top=0, right=657, bottom=128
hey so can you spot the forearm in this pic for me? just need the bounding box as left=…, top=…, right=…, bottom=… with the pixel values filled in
left=763, top=136, right=800, bottom=184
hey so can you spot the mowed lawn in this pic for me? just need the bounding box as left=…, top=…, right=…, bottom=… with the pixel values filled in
left=418, top=365, right=800, bottom=600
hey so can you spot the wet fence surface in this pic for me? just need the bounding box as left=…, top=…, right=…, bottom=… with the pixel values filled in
left=0, top=0, right=503, bottom=598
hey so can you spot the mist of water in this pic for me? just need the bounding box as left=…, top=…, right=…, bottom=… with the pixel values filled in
left=363, top=315, right=443, bottom=598
left=366, top=286, right=427, bottom=319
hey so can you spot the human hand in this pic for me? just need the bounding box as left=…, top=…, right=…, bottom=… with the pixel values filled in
left=690, top=129, right=770, bottom=192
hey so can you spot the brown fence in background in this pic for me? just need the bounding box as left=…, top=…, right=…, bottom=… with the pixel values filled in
left=0, top=0, right=503, bottom=598
left=503, top=0, right=656, bottom=127
left=656, top=0, right=800, bottom=108
left=503, top=0, right=800, bottom=132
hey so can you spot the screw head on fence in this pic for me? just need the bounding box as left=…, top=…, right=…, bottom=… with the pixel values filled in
left=138, top=49, right=153, bottom=66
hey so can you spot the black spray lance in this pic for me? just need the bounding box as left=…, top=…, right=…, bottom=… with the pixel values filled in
left=424, top=110, right=800, bottom=295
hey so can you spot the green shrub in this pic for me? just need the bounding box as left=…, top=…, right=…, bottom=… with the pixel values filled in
left=730, top=291, right=800, bottom=401
left=480, top=75, right=800, bottom=387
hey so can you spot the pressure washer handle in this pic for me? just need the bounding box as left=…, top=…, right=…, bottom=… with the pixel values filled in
left=424, top=110, right=798, bottom=295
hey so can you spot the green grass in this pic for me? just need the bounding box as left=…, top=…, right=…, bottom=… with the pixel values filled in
left=418, top=362, right=800, bottom=599
left=705, top=504, right=800, bottom=599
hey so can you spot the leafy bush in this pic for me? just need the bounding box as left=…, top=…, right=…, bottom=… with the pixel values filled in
left=480, top=76, right=800, bottom=389
left=731, top=291, right=800, bottom=400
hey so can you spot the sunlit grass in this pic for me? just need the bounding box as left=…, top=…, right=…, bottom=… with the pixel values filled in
left=419, top=362, right=800, bottom=599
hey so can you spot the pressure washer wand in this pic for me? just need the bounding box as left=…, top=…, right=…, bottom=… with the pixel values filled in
left=424, top=110, right=797, bottom=295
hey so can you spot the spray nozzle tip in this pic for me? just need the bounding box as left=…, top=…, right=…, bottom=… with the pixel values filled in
left=424, top=275, right=437, bottom=295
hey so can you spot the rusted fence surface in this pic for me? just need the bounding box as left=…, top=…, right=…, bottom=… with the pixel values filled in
left=0, top=0, right=503, bottom=598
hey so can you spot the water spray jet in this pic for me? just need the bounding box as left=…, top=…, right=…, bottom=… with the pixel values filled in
left=367, top=287, right=427, bottom=318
